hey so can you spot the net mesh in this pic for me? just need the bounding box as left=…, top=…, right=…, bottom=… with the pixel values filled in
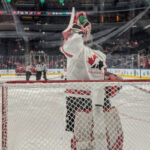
left=0, top=80, right=150, bottom=150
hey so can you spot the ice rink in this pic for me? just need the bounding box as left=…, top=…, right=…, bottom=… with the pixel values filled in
left=0, top=75, right=150, bottom=150
left=0, top=74, right=63, bottom=82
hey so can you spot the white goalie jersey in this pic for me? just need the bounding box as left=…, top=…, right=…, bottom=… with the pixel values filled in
left=61, top=8, right=123, bottom=150
left=60, top=33, right=107, bottom=80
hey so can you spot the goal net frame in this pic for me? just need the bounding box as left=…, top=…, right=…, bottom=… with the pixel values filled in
left=1, top=79, right=150, bottom=150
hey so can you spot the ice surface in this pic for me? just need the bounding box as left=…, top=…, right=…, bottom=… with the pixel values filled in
left=0, top=76, right=150, bottom=150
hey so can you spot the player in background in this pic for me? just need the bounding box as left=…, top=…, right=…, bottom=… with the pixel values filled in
left=60, top=8, right=123, bottom=150
left=25, top=63, right=32, bottom=81
left=35, top=61, right=43, bottom=81
left=61, top=65, right=67, bottom=80
left=42, top=62, right=48, bottom=81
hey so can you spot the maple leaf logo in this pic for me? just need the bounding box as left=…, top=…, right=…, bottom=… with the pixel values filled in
left=88, top=54, right=104, bottom=70
left=88, top=54, right=98, bottom=66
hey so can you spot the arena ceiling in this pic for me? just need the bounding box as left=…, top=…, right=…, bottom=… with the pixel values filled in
left=0, top=0, right=149, bottom=54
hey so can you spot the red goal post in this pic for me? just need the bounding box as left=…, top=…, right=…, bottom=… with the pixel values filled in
left=1, top=80, right=150, bottom=150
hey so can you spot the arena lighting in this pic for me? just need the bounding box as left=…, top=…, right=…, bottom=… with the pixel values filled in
left=132, top=25, right=137, bottom=28
left=116, top=14, right=119, bottom=22
left=40, top=0, right=45, bottom=4
left=0, top=11, right=94, bottom=16
left=36, top=11, right=42, bottom=15
left=7, top=0, right=11, bottom=3
left=101, top=16, right=104, bottom=23
left=59, top=0, right=64, bottom=4
left=144, top=24, right=150, bottom=29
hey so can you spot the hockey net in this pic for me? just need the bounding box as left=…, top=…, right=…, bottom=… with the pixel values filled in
left=0, top=80, right=150, bottom=150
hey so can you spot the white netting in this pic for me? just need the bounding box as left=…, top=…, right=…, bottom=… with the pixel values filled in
left=0, top=80, right=150, bottom=150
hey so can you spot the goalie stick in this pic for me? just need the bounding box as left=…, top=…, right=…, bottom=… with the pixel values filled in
left=62, top=7, right=75, bottom=40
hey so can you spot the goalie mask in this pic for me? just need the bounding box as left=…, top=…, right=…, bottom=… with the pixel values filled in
left=73, top=11, right=91, bottom=41
left=63, top=8, right=91, bottom=41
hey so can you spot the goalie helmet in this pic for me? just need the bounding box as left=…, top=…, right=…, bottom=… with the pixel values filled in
left=73, top=11, right=91, bottom=41
left=63, top=8, right=91, bottom=41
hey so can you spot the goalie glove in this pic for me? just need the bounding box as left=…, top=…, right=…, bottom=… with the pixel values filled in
left=105, top=71, right=123, bottom=81
left=109, top=74, right=123, bottom=80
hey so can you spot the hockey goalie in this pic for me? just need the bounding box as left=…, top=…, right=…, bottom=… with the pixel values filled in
left=60, top=7, right=123, bottom=150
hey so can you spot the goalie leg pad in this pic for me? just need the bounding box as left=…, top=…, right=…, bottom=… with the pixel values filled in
left=92, top=106, right=108, bottom=150
left=65, top=96, right=92, bottom=132
left=73, top=110, right=93, bottom=150
left=104, top=106, right=124, bottom=150
left=105, top=86, right=122, bottom=98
